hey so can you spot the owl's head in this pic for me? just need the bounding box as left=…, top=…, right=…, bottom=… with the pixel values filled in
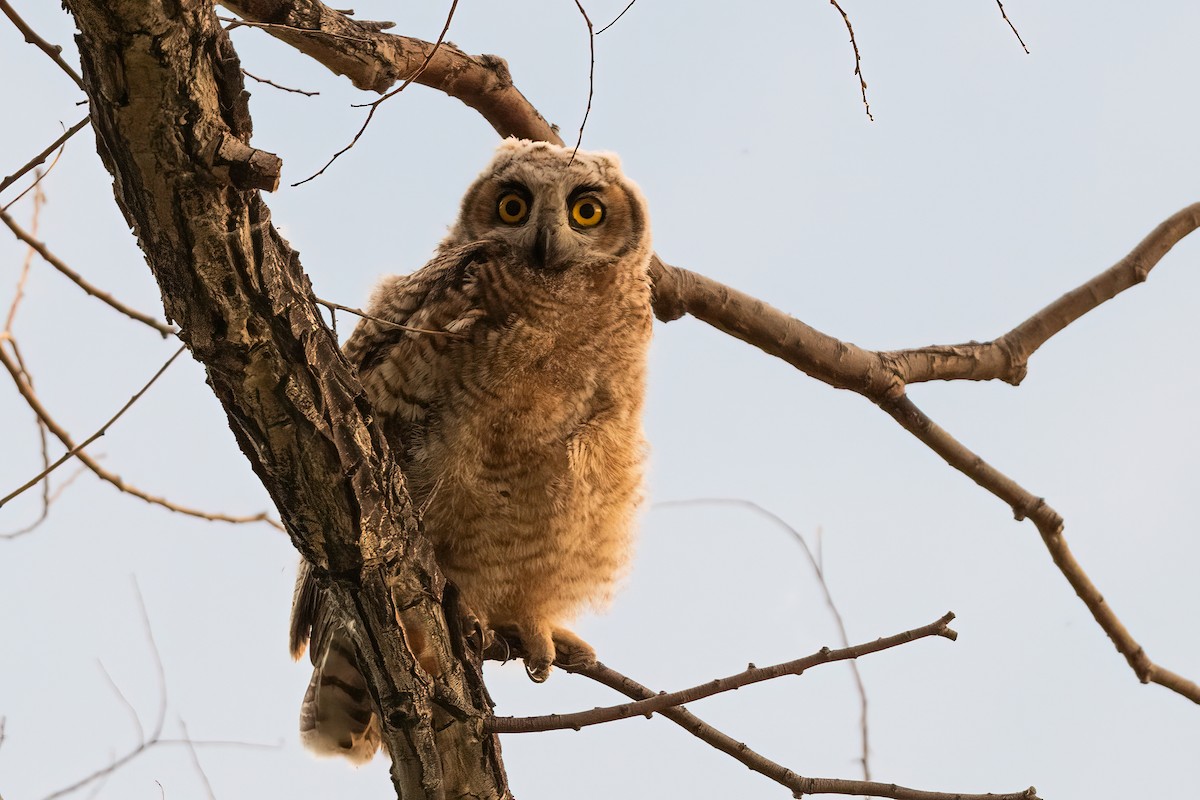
left=444, top=139, right=651, bottom=277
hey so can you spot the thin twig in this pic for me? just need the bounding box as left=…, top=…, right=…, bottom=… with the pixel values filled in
left=0, top=0, right=85, bottom=88
left=0, top=209, right=176, bottom=336
left=132, top=577, right=168, bottom=742
left=2, top=145, right=65, bottom=213
left=0, top=117, right=90, bottom=196
left=215, top=15, right=365, bottom=43
left=2, top=189, right=54, bottom=539
left=489, top=612, right=954, bottom=734
left=96, top=661, right=147, bottom=746
left=292, top=0, right=458, bottom=186
left=656, top=498, right=871, bottom=780
left=315, top=296, right=465, bottom=337
left=41, top=588, right=276, bottom=800
left=178, top=719, right=217, bottom=800
left=568, top=0, right=596, bottom=163
left=596, top=0, right=638, bottom=35
left=241, top=67, right=319, bottom=95
left=575, top=660, right=1038, bottom=800
left=0, top=344, right=282, bottom=530
left=219, top=0, right=562, bottom=143
left=0, top=346, right=185, bottom=508
left=4, top=189, right=39, bottom=331
left=829, top=0, right=872, bottom=121
left=995, top=0, right=1029, bottom=54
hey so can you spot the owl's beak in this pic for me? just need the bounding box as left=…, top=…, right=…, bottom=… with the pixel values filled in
left=530, top=225, right=564, bottom=271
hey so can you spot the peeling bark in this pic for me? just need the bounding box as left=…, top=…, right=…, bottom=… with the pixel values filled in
left=63, top=1, right=508, bottom=796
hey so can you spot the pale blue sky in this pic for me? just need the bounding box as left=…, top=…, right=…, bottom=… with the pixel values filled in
left=2, top=3, right=1198, bottom=799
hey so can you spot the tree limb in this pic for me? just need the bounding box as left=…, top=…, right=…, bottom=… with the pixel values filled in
left=488, top=612, right=955, bottom=734
left=63, top=2, right=509, bottom=796
left=0, top=208, right=176, bottom=336
left=484, top=629, right=1040, bottom=800
left=216, top=0, right=1200, bottom=704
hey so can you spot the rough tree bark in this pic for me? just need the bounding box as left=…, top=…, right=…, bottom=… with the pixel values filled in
left=62, top=2, right=508, bottom=797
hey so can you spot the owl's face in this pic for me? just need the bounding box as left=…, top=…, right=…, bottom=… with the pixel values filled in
left=445, top=139, right=651, bottom=277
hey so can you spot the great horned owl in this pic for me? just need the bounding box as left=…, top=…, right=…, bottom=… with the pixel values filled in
left=289, top=139, right=653, bottom=762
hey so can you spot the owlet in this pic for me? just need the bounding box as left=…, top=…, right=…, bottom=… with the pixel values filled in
left=289, top=138, right=653, bottom=762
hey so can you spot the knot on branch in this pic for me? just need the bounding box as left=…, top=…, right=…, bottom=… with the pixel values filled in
left=993, top=335, right=1028, bottom=386
left=204, top=131, right=282, bottom=191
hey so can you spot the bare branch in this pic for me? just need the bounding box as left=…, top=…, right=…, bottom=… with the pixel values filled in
left=41, top=583, right=274, bottom=800
left=214, top=0, right=1200, bottom=704
left=579, top=661, right=1039, bottom=800
left=219, top=0, right=561, bottom=143
left=0, top=117, right=91, bottom=196
left=131, top=578, right=169, bottom=741
left=96, top=660, right=146, bottom=745
left=0, top=209, right=176, bottom=336
left=0, top=0, right=85, bottom=88
left=241, top=67, right=319, bottom=95
left=489, top=612, right=954, bottom=734
left=568, top=0, right=595, bottom=161
left=995, top=0, right=1030, bottom=54
left=829, top=0, right=872, bottom=121
left=0, top=346, right=185, bottom=509
left=178, top=719, right=217, bottom=800
left=3, top=191, right=55, bottom=538
left=657, top=498, right=871, bottom=779
left=881, top=394, right=1200, bottom=704
left=0, top=344, right=282, bottom=529
left=315, top=296, right=466, bottom=337
left=596, top=0, right=638, bottom=35
left=2, top=144, right=66, bottom=213
left=288, top=0, right=458, bottom=186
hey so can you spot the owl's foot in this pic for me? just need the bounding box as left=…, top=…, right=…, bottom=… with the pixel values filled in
left=518, top=625, right=597, bottom=682
left=460, top=605, right=495, bottom=655
left=551, top=627, right=596, bottom=672
left=519, top=624, right=556, bottom=683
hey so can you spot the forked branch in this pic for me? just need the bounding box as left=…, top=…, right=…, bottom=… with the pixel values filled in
left=488, top=612, right=956, bottom=734
left=214, top=0, right=1200, bottom=705
left=485, top=617, right=1038, bottom=800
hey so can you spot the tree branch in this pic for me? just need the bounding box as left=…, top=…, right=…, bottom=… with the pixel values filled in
left=489, top=612, right=955, bottom=734
left=0, top=0, right=85, bottom=88
left=64, top=2, right=508, bottom=796
left=484, top=633, right=1039, bottom=800
left=0, top=343, right=281, bottom=529
left=217, top=0, right=1200, bottom=707
left=0, top=117, right=91, bottom=196
left=219, top=0, right=560, bottom=142
left=656, top=498, right=871, bottom=779
left=0, top=346, right=185, bottom=509
left=0, top=209, right=176, bottom=336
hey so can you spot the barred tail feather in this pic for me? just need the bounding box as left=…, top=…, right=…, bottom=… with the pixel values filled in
left=299, top=628, right=381, bottom=764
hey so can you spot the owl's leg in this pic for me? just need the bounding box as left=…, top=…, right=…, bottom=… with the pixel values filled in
left=551, top=627, right=596, bottom=670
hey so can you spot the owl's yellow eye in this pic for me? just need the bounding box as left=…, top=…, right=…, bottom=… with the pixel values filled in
left=497, top=192, right=529, bottom=224
left=570, top=197, right=605, bottom=227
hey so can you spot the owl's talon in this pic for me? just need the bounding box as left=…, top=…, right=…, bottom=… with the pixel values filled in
left=525, top=658, right=553, bottom=683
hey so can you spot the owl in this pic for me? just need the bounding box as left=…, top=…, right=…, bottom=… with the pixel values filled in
left=289, top=138, right=654, bottom=762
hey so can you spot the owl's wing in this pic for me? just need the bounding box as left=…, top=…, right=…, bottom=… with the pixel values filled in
left=342, top=242, right=495, bottom=421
